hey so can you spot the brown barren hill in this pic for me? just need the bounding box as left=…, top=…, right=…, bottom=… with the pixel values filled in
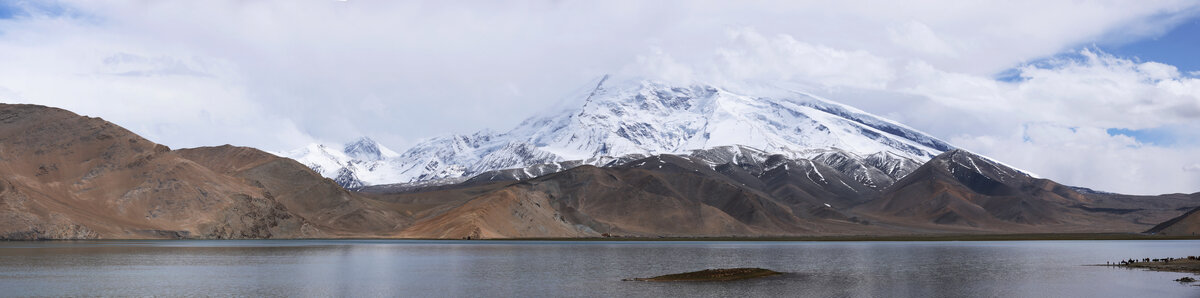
left=400, top=156, right=896, bottom=239
left=855, top=150, right=1073, bottom=231
left=398, top=186, right=597, bottom=239
left=176, top=145, right=411, bottom=236
left=0, top=104, right=315, bottom=239
left=523, top=164, right=801, bottom=236
left=396, top=163, right=782, bottom=239
left=4, top=104, right=1194, bottom=240
left=855, top=149, right=1193, bottom=233
left=1146, top=205, right=1200, bottom=236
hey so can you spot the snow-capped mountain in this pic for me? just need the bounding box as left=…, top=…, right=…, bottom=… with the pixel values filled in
left=283, top=75, right=956, bottom=188
left=278, top=137, right=401, bottom=187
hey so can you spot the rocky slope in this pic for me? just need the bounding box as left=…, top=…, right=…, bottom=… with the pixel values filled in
left=175, top=145, right=411, bottom=236
left=0, top=104, right=317, bottom=239
left=1146, top=204, right=1200, bottom=236
left=391, top=148, right=1198, bottom=238
left=854, top=150, right=1192, bottom=233
left=362, top=145, right=923, bottom=197
left=395, top=160, right=887, bottom=239
left=0, top=104, right=409, bottom=239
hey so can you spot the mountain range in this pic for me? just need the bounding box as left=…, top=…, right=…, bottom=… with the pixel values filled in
left=1, top=77, right=1197, bottom=239
left=284, top=76, right=952, bottom=189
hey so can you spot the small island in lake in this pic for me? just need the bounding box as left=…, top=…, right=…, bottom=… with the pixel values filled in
left=624, top=268, right=782, bottom=282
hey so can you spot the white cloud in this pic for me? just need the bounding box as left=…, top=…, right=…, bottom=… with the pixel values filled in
left=1, top=1, right=1200, bottom=194
left=0, top=17, right=314, bottom=149
left=887, top=21, right=958, bottom=57
left=625, top=47, right=697, bottom=85
left=885, top=50, right=1200, bottom=194
left=950, top=125, right=1200, bottom=195
left=709, top=29, right=896, bottom=89
left=1010, top=50, right=1200, bottom=129
left=644, top=31, right=1200, bottom=194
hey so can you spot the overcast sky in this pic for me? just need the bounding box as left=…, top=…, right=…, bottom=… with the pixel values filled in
left=1, top=0, right=1199, bottom=195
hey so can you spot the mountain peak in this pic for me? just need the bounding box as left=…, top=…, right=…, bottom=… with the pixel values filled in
left=529, top=78, right=948, bottom=160
left=287, top=78, right=958, bottom=186
left=350, top=136, right=376, bottom=145
left=343, top=136, right=397, bottom=161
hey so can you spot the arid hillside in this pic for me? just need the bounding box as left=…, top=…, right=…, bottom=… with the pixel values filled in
left=0, top=104, right=314, bottom=239
left=0, top=104, right=405, bottom=239
left=391, top=151, right=1199, bottom=238
left=855, top=150, right=1197, bottom=233
left=2, top=103, right=1196, bottom=240
left=176, top=145, right=412, bottom=236
left=1146, top=205, right=1200, bottom=236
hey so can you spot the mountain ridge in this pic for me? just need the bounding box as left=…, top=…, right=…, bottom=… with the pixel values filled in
left=0, top=104, right=413, bottom=239
left=285, top=77, right=956, bottom=188
left=0, top=104, right=313, bottom=239
left=2, top=103, right=1197, bottom=240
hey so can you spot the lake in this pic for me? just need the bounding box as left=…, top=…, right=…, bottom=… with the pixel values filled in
left=0, top=240, right=1197, bottom=297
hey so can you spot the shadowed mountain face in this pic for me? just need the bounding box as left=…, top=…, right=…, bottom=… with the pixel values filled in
left=0, top=104, right=315, bottom=239
left=857, top=150, right=1076, bottom=229
left=365, top=146, right=922, bottom=202
left=1146, top=203, right=1200, bottom=236
left=853, top=149, right=1196, bottom=233
left=392, top=148, right=1198, bottom=238
left=397, top=155, right=890, bottom=239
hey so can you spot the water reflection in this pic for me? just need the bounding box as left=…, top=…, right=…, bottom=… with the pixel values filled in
left=0, top=240, right=1197, bottom=297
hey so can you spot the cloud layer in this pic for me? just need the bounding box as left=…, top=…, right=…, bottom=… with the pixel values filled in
left=1, top=0, right=1198, bottom=194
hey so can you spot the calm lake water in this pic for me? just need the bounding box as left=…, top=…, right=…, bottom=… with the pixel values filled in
left=0, top=240, right=1197, bottom=297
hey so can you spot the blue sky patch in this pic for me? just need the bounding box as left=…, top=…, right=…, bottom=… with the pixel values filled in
left=0, top=1, right=73, bottom=20
left=996, top=15, right=1200, bottom=81
left=994, top=49, right=1106, bottom=82
left=1103, top=18, right=1200, bottom=73
left=1106, top=126, right=1198, bottom=147
left=0, top=2, right=24, bottom=19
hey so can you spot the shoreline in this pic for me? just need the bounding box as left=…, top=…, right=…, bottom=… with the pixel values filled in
left=5, top=233, right=1200, bottom=242
left=493, top=233, right=1200, bottom=242
left=1103, top=257, right=1200, bottom=278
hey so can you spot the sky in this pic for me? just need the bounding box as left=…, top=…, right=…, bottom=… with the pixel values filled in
left=0, top=0, right=1198, bottom=195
